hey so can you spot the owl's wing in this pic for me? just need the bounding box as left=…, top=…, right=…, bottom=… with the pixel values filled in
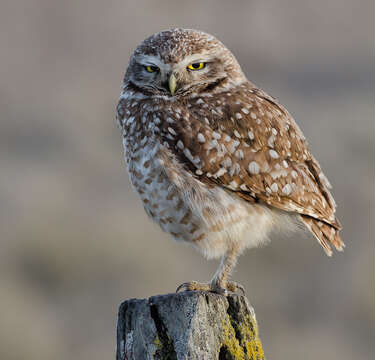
left=164, top=84, right=343, bottom=255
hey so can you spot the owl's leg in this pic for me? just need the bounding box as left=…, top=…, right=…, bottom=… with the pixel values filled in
left=209, top=246, right=244, bottom=295
left=176, top=246, right=245, bottom=295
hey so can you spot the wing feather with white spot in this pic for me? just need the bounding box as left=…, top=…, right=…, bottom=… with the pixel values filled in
left=163, top=83, right=343, bottom=253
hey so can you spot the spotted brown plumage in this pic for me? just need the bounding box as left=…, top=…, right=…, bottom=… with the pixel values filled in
left=117, top=28, right=344, bottom=294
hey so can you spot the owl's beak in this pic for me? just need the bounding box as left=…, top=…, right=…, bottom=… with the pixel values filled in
left=168, top=73, right=177, bottom=96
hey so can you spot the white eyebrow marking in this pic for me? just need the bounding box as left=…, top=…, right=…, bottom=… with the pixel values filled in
left=178, top=52, right=215, bottom=66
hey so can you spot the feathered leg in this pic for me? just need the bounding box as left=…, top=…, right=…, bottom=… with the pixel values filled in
left=176, top=245, right=245, bottom=295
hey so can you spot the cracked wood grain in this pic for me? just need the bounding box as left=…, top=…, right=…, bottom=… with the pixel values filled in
left=116, top=291, right=265, bottom=360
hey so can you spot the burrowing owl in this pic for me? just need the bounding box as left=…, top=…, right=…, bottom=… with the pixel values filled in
left=117, top=29, right=344, bottom=294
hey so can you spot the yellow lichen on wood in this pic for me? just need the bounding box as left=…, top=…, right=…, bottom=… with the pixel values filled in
left=220, top=306, right=265, bottom=359
left=220, top=317, right=246, bottom=358
left=153, top=336, right=162, bottom=350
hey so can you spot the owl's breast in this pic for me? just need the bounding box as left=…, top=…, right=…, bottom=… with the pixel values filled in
left=125, top=137, right=209, bottom=244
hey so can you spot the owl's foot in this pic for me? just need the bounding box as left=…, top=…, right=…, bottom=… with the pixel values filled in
left=176, top=281, right=212, bottom=293
left=176, top=280, right=245, bottom=296
left=225, top=281, right=246, bottom=295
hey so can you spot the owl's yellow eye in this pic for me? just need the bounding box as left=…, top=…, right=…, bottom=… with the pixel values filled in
left=145, top=65, right=159, bottom=73
left=187, top=62, right=206, bottom=71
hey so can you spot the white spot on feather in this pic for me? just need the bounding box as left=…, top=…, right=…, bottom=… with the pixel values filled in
left=197, top=133, right=205, bottom=143
left=268, top=135, right=275, bottom=148
left=234, top=130, right=241, bottom=138
left=177, top=140, right=184, bottom=150
left=228, top=140, right=240, bottom=153
left=248, top=161, right=260, bottom=174
left=212, top=131, right=221, bottom=140
left=269, top=150, right=279, bottom=159
left=282, top=184, right=292, bottom=195
left=235, top=149, right=244, bottom=159
left=229, top=180, right=238, bottom=189
left=214, top=168, right=227, bottom=178
left=168, top=127, right=177, bottom=136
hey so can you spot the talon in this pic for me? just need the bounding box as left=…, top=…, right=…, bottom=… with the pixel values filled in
left=176, top=281, right=211, bottom=293
left=176, top=282, right=188, bottom=293
left=210, top=286, right=227, bottom=295
left=209, top=281, right=230, bottom=295
left=176, top=280, right=245, bottom=295
left=226, top=281, right=246, bottom=295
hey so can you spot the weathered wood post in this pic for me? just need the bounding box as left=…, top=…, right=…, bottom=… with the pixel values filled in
left=116, top=291, right=265, bottom=359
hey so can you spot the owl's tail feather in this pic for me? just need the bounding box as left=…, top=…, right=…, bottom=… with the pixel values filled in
left=300, top=215, right=345, bottom=256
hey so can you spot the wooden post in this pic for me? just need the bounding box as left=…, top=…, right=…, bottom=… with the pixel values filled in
left=116, top=291, right=265, bottom=359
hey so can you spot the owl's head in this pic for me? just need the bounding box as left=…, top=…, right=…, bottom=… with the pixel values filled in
left=124, top=29, right=245, bottom=97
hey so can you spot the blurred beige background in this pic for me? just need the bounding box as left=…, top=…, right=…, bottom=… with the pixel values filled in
left=1, top=0, right=374, bottom=359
